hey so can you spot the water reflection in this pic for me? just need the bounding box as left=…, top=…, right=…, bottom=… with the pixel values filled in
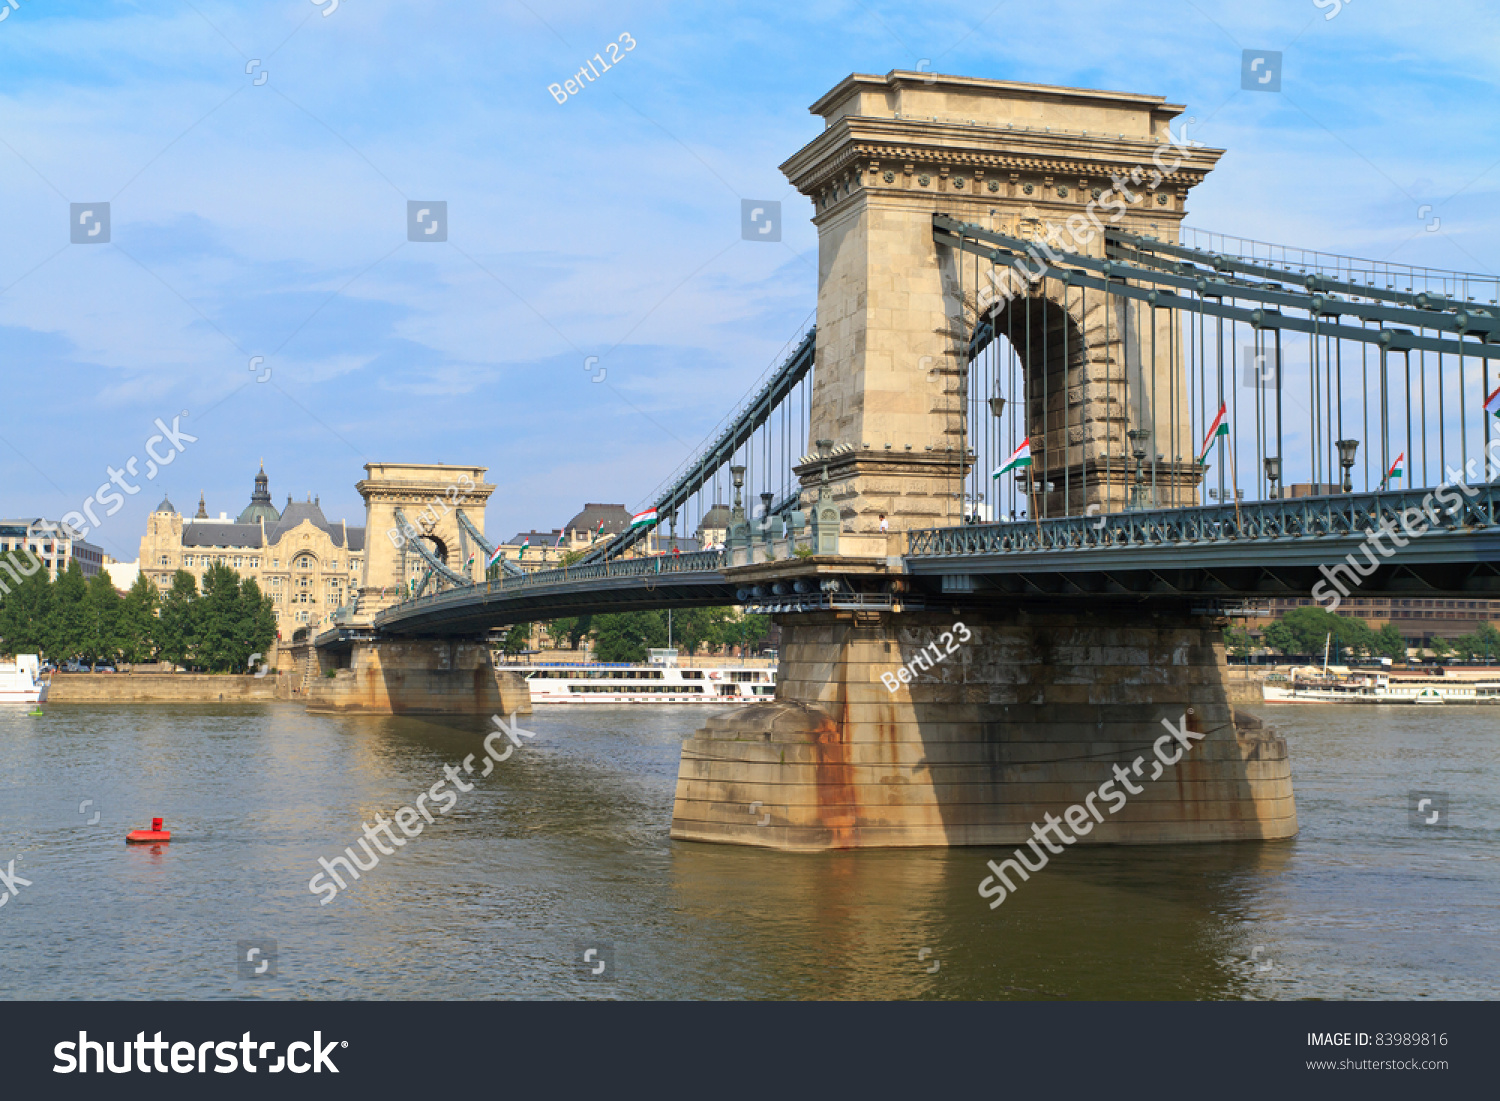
left=0, top=702, right=1492, bottom=1000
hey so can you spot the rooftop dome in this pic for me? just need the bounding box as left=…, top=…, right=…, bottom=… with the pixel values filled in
left=236, top=462, right=282, bottom=525
left=154, top=495, right=177, bottom=514
left=560, top=503, right=631, bottom=537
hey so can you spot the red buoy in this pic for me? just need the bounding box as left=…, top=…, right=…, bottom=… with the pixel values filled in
left=126, top=817, right=171, bottom=843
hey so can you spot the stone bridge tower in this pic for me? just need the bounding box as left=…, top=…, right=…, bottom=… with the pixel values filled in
left=356, top=462, right=495, bottom=617
left=780, top=71, right=1222, bottom=535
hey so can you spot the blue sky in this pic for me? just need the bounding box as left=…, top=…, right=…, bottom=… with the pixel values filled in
left=2, top=0, right=1499, bottom=559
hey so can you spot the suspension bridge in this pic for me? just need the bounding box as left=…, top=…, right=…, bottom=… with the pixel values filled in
left=306, top=71, right=1500, bottom=852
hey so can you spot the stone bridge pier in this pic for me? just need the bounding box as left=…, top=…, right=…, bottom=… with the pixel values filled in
left=671, top=605, right=1294, bottom=849
left=671, top=72, right=1295, bottom=850
left=300, top=461, right=530, bottom=717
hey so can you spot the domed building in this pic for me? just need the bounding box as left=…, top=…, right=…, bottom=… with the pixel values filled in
left=138, top=465, right=366, bottom=638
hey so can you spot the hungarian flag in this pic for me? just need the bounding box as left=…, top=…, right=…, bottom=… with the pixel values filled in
left=518, top=537, right=530, bottom=559
left=592, top=518, right=606, bottom=541
left=464, top=553, right=476, bottom=572
left=1197, top=402, right=1229, bottom=464
left=992, top=438, right=1032, bottom=478
left=1385, top=452, right=1405, bottom=484
left=556, top=531, right=566, bottom=547
left=485, top=545, right=504, bottom=569
left=631, top=508, right=658, bottom=529
left=1485, top=383, right=1500, bottom=419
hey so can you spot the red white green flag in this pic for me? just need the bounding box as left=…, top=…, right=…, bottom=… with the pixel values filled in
left=1485, top=383, right=1500, bottom=419
left=485, top=545, right=504, bottom=568
left=1197, top=402, right=1229, bottom=464
left=630, top=508, right=658, bottom=529
left=1385, top=452, right=1405, bottom=484
left=992, top=438, right=1032, bottom=478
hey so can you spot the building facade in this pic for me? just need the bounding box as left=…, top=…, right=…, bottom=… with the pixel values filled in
left=137, top=465, right=365, bottom=638
left=491, top=503, right=699, bottom=572
left=0, top=519, right=104, bottom=580
left=1248, top=595, right=1500, bottom=645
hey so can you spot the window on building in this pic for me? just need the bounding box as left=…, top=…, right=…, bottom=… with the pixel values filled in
left=159, top=555, right=170, bottom=566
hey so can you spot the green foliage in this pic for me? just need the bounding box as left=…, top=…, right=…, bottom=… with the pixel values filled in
left=1428, top=635, right=1453, bottom=658
left=501, top=622, right=533, bottom=654
left=792, top=545, right=815, bottom=559
left=81, top=571, right=123, bottom=664
left=592, top=611, right=668, bottom=663
left=1223, top=625, right=1254, bottom=658
left=1372, top=620, right=1408, bottom=660
left=156, top=571, right=199, bottom=668
left=116, top=574, right=159, bottom=663
left=546, top=615, right=592, bottom=650
left=1453, top=623, right=1500, bottom=660
left=1260, top=605, right=1373, bottom=658
left=671, top=607, right=731, bottom=655
left=49, top=560, right=90, bottom=660
left=559, top=549, right=586, bottom=567
left=0, top=550, right=52, bottom=653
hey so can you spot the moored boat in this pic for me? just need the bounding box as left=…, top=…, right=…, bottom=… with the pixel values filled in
left=513, top=654, right=775, bottom=704
left=0, top=654, right=47, bottom=705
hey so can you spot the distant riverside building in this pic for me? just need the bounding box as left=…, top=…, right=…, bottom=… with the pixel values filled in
left=136, top=464, right=365, bottom=637
left=0, top=518, right=104, bottom=579
left=1248, top=595, right=1500, bottom=645
left=492, top=503, right=699, bottom=572
left=102, top=556, right=141, bottom=592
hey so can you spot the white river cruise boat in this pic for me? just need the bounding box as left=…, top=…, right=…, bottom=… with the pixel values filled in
left=1262, top=671, right=1500, bottom=705
left=0, top=654, right=47, bottom=705
left=513, top=651, right=775, bottom=705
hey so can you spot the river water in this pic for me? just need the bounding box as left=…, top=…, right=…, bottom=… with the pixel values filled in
left=0, top=702, right=1494, bottom=1000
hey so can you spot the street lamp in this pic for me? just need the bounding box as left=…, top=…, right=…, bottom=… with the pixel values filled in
left=1127, top=428, right=1150, bottom=509
left=730, top=465, right=746, bottom=520
left=1264, top=455, right=1282, bottom=499
left=988, top=390, right=1006, bottom=419
left=1336, top=439, right=1359, bottom=493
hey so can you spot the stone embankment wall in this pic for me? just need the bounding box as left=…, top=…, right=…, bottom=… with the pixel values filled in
left=303, top=640, right=532, bottom=716
left=671, top=607, right=1296, bottom=851
left=46, top=673, right=291, bottom=703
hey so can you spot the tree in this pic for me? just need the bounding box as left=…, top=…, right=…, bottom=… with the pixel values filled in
left=0, top=550, right=51, bottom=654
left=1373, top=621, right=1408, bottom=661
left=559, top=549, right=586, bottom=567
left=546, top=616, right=592, bottom=650
left=239, top=577, right=277, bottom=670
left=1223, top=625, right=1254, bottom=659
left=1259, top=606, right=1372, bottom=660
left=81, top=571, right=122, bottom=665
left=116, top=574, right=160, bottom=663
left=501, top=622, right=533, bottom=655
left=716, top=611, right=770, bottom=656
left=1428, top=635, right=1453, bottom=659
left=592, top=611, right=667, bottom=662
left=157, top=570, right=199, bottom=669
left=48, top=560, right=90, bottom=662
left=674, top=607, right=731, bottom=655
left=1454, top=623, right=1500, bottom=661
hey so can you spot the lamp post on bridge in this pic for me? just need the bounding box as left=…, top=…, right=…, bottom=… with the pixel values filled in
left=1264, top=455, right=1282, bottom=500
left=1127, top=428, right=1150, bottom=510
left=1336, top=439, right=1359, bottom=494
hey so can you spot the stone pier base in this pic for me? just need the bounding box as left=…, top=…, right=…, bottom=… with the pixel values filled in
left=304, top=639, right=532, bottom=716
left=670, top=608, right=1296, bottom=850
